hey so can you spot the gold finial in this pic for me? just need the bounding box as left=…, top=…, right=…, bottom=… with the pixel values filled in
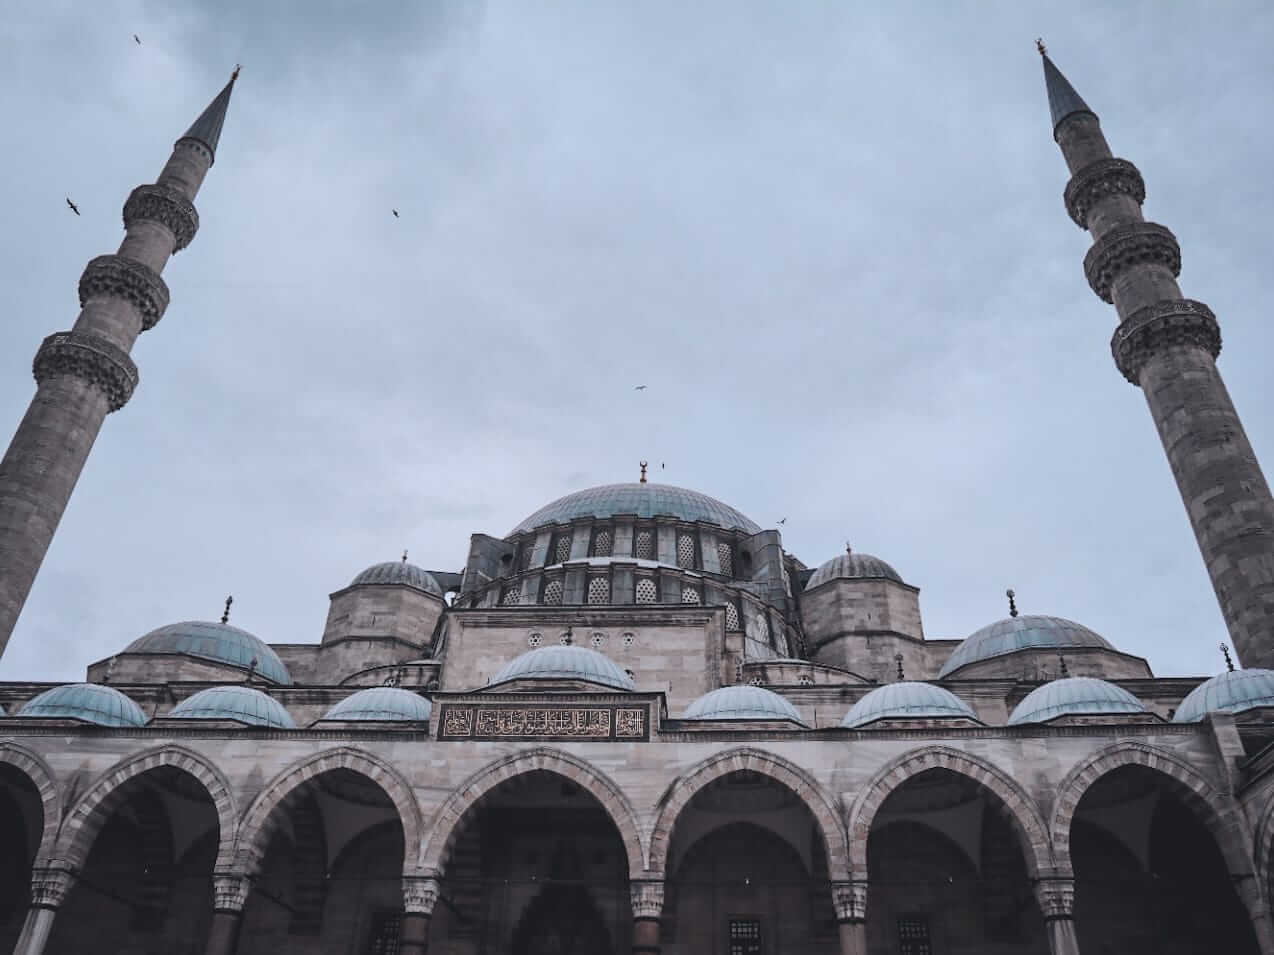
left=1035, top=38, right=1047, bottom=56
left=1006, top=588, right=1018, bottom=618
left=639, top=461, right=648, bottom=484
left=1220, top=643, right=1235, bottom=672
left=231, top=64, right=241, bottom=81
left=221, top=594, right=233, bottom=624
left=1058, top=652, right=1069, bottom=678
left=402, top=549, right=408, bottom=563
left=894, top=653, right=905, bottom=681
left=845, top=541, right=853, bottom=555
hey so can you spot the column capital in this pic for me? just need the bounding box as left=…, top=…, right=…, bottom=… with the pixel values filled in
left=403, top=875, right=441, bottom=916
left=1033, top=876, right=1076, bottom=921
left=831, top=881, right=868, bottom=923
left=123, top=183, right=199, bottom=252
left=1111, top=298, right=1221, bottom=384
left=1083, top=220, right=1180, bottom=303
left=32, top=330, right=138, bottom=412
left=29, top=865, right=76, bottom=910
left=212, top=872, right=252, bottom=913
left=1064, top=157, right=1144, bottom=228
left=630, top=879, right=665, bottom=920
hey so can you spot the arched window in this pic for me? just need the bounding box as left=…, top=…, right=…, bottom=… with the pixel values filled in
left=553, top=534, right=572, bottom=564
left=724, top=602, right=740, bottom=630
left=634, top=529, right=654, bottom=561
left=681, top=585, right=701, bottom=604
left=587, top=576, right=610, bottom=605
left=677, top=533, right=696, bottom=569
left=592, top=529, right=613, bottom=557
left=542, top=579, right=564, bottom=606
left=635, top=578, right=658, bottom=604
left=717, top=541, right=734, bottom=577
left=501, top=586, right=521, bottom=606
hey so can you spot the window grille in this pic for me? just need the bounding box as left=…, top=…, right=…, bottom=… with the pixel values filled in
left=554, top=534, right=573, bottom=564
left=729, top=919, right=762, bottom=955
left=542, top=579, right=563, bottom=606
left=635, top=578, right=657, bottom=603
left=587, top=576, right=610, bottom=605
left=677, top=532, right=696, bottom=569
left=717, top=541, right=734, bottom=576
left=634, top=530, right=654, bottom=560
left=591, top=632, right=606, bottom=648
left=681, top=585, right=701, bottom=604
left=623, top=632, right=635, bottom=647
left=528, top=633, right=543, bottom=647
left=501, top=586, right=521, bottom=606
left=897, top=916, right=932, bottom=955
left=367, top=910, right=403, bottom=955
left=798, top=673, right=814, bottom=686
left=724, top=602, right=740, bottom=630
left=592, top=529, right=612, bottom=557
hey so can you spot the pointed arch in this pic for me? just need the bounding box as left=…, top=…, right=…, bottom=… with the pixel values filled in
left=847, top=745, right=1053, bottom=880
left=55, top=744, right=238, bottom=871
left=419, top=748, right=646, bottom=879
left=648, top=746, right=848, bottom=880
left=0, top=741, right=62, bottom=865
left=235, top=747, right=422, bottom=877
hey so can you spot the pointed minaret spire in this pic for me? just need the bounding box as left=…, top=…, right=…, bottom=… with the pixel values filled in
left=178, top=66, right=240, bottom=165
left=1042, top=47, right=1274, bottom=671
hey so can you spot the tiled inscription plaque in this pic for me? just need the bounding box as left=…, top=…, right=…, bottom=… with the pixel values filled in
left=438, top=702, right=649, bottom=741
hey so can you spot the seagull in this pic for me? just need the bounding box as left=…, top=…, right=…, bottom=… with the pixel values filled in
left=65, top=198, right=80, bottom=216
left=777, top=517, right=787, bottom=525
left=661, top=462, right=665, bottom=469
left=133, top=34, right=141, bottom=44
left=392, top=209, right=399, bottom=218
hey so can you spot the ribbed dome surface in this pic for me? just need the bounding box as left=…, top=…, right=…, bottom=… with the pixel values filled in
left=492, top=645, right=634, bottom=691
left=1173, top=669, right=1274, bottom=723
left=350, top=561, right=443, bottom=595
left=683, top=685, right=806, bottom=725
left=168, top=686, right=295, bottom=728
left=124, top=621, right=291, bottom=685
left=18, top=683, right=146, bottom=727
left=510, top=483, right=760, bottom=535
left=1008, top=677, right=1146, bottom=725
left=806, top=551, right=902, bottom=589
left=939, top=615, right=1115, bottom=678
left=323, top=687, right=433, bottom=722
left=841, top=682, right=976, bottom=728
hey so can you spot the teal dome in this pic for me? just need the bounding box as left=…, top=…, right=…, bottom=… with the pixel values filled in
left=842, top=682, right=976, bottom=728
left=683, top=685, right=807, bottom=725
left=124, top=621, right=291, bottom=685
left=939, top=615, right=1114, bottom=678
left=168, top=686, right=295, bottom=728
left=18, top=683, right=146, bottom=727
left=511, top=483, right=760, bottom=535
left=492, top=645, right=634, bottom=691
left=1173, top=669, right=1274, bottom=723
left=323, top=687, right=433, bottom=722
left=806, top=551, right=902, bottom=589
left=1008, top=677, right=1147, bottom=725
left=351, top=561, right=443, bottom=596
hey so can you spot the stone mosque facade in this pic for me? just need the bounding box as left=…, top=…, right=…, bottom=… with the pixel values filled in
left=3, top=48, right=1274, bottom=955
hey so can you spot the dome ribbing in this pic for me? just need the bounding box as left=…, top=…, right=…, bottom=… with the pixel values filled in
left=683, top=685, right=806, bottom=725
left=492, top=645, right=634, bottom=691
left=511, top=483, right=760, bottom=535
left=841, top=682, right=976, bottom=728
left=323, top=687, right=433, bottom=722
left=806, top=551, right=902, bottom=589
left=18, top=684, right=146, bottom=727
left=939, top=615, right=1115, bottom=678
left=1173, top=669, right=1274, bottom=723
left=124, top=621, right=291, bottom=685
left=1008, top=677, right=1146, bottom=725
left=168, top=686, right=295, bottom=728
left=350, top=561, right=443, bottom=595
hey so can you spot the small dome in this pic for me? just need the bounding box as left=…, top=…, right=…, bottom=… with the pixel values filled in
left=322, top=687, right=433, bottom=722
left=124, top=621, right=291, bottom=685
left=1173, top=669, right=1274, bottom=723
left=939, top=615, right=1115, bottom=678
left=806, top=551, right=902, bottom=589
left=841, top=681, right=976, bottom=728
left=511, top=483, right=760, bottom=535
left=350, top=561, right=443, bottom=596
left=168, top=686, right=295, bottom=728
left=683, top=685, right=807, bottom=725
left=492, top=645, right=634, bottom=691
left=18, top=683, right=146, bottom=727
left=1008, top=677, right=1147, bottom=725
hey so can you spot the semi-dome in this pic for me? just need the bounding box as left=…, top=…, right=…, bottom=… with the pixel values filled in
left=939, top=615, right=1115, bottom=678
left=841, top=681, right=977, bottom=728
left=168, top=686, right=295, bottom=728
left=124, top=621, right=292, bottom=685
left=350, top=560, right=443, bottom=596
left=1008, top=677, right=1147, bottom=725
left=18, top=683, right=146, bottom=727
left=683, top=685, right=807, bottom=725
left=806, top=550, right=902, bottom=589
left=322, top=687, right=433, bottom=722
left=1173, top=669, right=1274, bottom=723
left=492, top=645, right=634, bottom=691
left=510, top=483, right=761, bottom=535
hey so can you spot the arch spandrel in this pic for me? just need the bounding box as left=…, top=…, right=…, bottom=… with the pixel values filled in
left=418, top=747, right=646, bottom=879
left=0, top=740, right=62, bottom=865
left=647, top=746, right=848, bottom=881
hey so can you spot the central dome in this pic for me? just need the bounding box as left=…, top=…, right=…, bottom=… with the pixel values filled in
left=510, top=483, right=760, bottom=535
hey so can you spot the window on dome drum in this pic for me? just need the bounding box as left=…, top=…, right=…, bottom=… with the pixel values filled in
left=501, top=586, right=521, bottom=606
left=729, top=918, right=762, bottom=955
left=725, top=601, right=740, bottom=630
left=717, top=541, right=734, bottom=576
left=634, top=529, right=654, bottom=560
left=366, top=910, right=402, bottom=955
left=681, top=585, right=701, bottom=604
left=518, top=540, right=535, bottom=571
left=635, top=578, right=657, bottom=604
left=553, top=534, right=572, bottom=564
left=677, top=532, right=696, bottom=569
left=587, top=576, right=610, bottom=605
left=591, top=528, right=612, bottom=557
left=542, top=579, right=564, bottom=606
left=897, top=915, right=932, bottom=955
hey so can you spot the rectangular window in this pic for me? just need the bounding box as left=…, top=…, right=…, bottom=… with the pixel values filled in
left=367, top=909, right=402, bottom=955
left=729, top=918, right=762, bottom=955
left=897, top=915, right=932, bottom=955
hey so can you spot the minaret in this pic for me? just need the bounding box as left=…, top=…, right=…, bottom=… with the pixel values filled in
left=0, top=70, right=239, bottom=660
left=1040, top=45, right=1274, bottom=669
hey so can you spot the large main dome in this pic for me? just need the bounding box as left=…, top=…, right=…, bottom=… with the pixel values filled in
left=511, top=483, right=761, bottom=535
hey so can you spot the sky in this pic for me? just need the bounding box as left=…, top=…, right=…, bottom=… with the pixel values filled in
left=0, top=1, right=1271, bottom=682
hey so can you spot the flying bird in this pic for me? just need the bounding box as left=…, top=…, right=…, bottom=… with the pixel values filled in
left=65, top=198, right=80, bottom=216
left=661, top=462, right=665, bottom=469
left=133, top=34, right=141, bottom=44
left=777, top=517, right=787, bottom=525
left=392, top=209, right=399, bottom=218
left=634, top=384, right=647, bottom=391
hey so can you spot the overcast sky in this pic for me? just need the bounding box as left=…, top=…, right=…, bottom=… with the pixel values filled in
left=1, top=1, right=1271, bottom=683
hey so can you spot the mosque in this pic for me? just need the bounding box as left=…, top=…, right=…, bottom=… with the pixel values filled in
left=2, top=46, right=1274, bottom=955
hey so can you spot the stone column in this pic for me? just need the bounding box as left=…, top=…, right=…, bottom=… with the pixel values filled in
left=401, top=875, right=440, bottom=955
left=832, top=881, right=868, bottom=955
left=11, top=865, right=75, bottom=955
left=203, top=872, right=251, bottom=955
left=1234, top=873, right=1274, bottom=955
left=630, top=880, right=664, bottom=955
left=1034, top=877, right=1080, bottom=955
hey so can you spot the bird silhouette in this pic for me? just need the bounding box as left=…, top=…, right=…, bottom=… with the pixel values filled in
left=661, top=462, right=665, bottom=469
left=777, top=517, right=787, bottom=525
left=65, top=198, right=80, bottom=216
left=392, top=209, right=399, bottom=218
left=634, top=384, right=647, bottom=391
left=133, top=34, right=141, bottom=44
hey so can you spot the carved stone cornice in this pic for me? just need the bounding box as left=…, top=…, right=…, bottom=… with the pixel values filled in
left=213, top=873, right=251, bottom=913
left=32, top=331, right=138, bottom=412
left=403, top=876, right=441, bottom=915
left=122, top=183, right=199, bottom=252
left=831, top=881, right=868, bottom=923
left=1083, top=221, right=1180, bottom=303
left=29, top=865, right=76, bottom=909
left=78, top=255, right=170, bottom=331
left=1064, top=158, right=1145, bottom=228
left=1033, top=877, right=1076, bottom=921
left=1111, top=298, right=1221, bottom=384
left=630, top=880, right=665, bottom=919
